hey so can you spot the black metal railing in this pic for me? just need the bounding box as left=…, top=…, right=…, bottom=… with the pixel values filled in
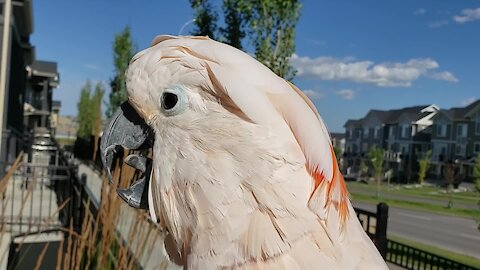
left=387, top=240, right=478, bottom=270
left=354, top=203, right=389, bottom=258
left=0, top=161, right=81, bottom=235
left=354, top=204, right=480, bottom=270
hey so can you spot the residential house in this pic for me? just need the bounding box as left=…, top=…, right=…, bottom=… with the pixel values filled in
left=430, top=99, right=480, bottom=181
left=344, top=105, right=439, bottom=182
left=0, top=0, right=35, bottom=170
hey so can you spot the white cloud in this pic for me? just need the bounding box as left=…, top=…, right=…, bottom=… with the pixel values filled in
left=336, top=89, right=355, bottom=100
left=302, top=89, right=324, bottom=100
left=428, top=20, right=449, bottom=28
left=414, top=8, right=426, bottom=15
left=291, top=54, right=456, bottom=87
left=453, top=7, right=480, bottom=23
left=428, top=71, right=458, bottom=82
left=461, top=97, right=477, bottom=106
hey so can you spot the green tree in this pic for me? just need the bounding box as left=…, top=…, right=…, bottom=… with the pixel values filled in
left=77, top=81, right=93, bottom=139
left=220, top=0, right=245, bottom=49
left=367, top=146, right=384, bottom=197
left=474, top=153, right=480, bottom=193
left=189, top=0, right=218, bottom=39
left=92, top=83, right=105, bottom=160
left=417, top=150, right=432, bottom=185
left=333, top=146, right=342, bottom=167
left=239, top=0, right=301, bottom=80
left=77, top=81, right=105, bottom=141
left=107, top=26, right=135, bottom=118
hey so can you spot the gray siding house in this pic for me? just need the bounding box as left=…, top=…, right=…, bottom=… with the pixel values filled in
left=430, top=100, right=480, bottom=181
left=344, top=105, right=439, bottom=182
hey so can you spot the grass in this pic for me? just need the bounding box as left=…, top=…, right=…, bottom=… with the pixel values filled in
left=350, top=193, right=480, bottom=219
left=388, top=235, right=480, bottom=268
left=347, top=181, right=479, bottom=203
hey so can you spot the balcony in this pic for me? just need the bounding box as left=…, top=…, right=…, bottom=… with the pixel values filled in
left=384, top=151, right=402, bottom=163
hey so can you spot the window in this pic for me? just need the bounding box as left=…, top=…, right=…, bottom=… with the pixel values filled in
left=402, top=125, right=410, bottom=138
left=363, top=128, right=369, bottom=138
left=375, top=127, right=381, bottom=138
left=389, top=126, right=395, bottom=138
left=346, top=130, right=351, bottom=139
left=455, top=144, right=465, bottom=156
left=474, top=143, right=480, bottom=154
left=436, top=124, right=446, bottom=137
left=457, top=124, right=467, bottom=138
left=476, top=112, right=480, bottom=135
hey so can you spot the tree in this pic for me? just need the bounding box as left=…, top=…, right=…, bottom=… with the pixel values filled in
left=77, top=81, right=104, bottom=143
left=474, top=153, right=480, bottom=193
left=92, top=83, right=105, bottom=160
left=417, top=150, right=432, bottom=185
left=333, top=146, right=342, bottom=164
left=443, top=161, right=456, bottom=208
left=107, top=26, right=135, bottom=118
left=77, top=81, right=93, bottom=139
left=367, top=146, right=384, bottom=197
left=220, top=0, right=245, bottom=49
left=239, top=0, right=301, bottom=80
left=474, top=154, right=480, bottom=231
left=187, top=0, right=301, bottom=80
left=189, top=0, right=218, bottom=39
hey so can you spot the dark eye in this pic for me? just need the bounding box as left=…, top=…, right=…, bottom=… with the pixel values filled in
left=162, top=92, right=178, bottom=110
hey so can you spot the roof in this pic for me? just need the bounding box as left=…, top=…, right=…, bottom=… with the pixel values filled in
left=330, top=132, right=345, bottom=140
left=437, top=99, right=480, bottom=120
left=344, top=119, right=362, bottom=128
left=344, top=104, right=438, bottom=128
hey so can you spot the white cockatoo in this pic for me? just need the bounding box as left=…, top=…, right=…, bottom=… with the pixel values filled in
left=101, top=35, right=388, bottom=269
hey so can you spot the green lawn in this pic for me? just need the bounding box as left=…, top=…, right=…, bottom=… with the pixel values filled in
left=347, top=181, right=478, bottom=203
left=350, top=193, right=480, bottom=219
left=388, top=235, right=480, bottom=268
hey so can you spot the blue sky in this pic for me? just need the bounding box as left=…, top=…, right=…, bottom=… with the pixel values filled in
left=32, top=0, right=480, bottom=132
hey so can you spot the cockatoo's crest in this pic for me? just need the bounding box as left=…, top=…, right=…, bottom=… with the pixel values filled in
left=147, top=35, right=349, bottom=227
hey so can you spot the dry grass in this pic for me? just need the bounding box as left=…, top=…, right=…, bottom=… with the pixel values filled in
left=58, top=151, right=154, bottom=269
left=1, top=150, right=161, bottom=269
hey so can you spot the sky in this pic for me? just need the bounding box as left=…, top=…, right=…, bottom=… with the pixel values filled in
left=31, top=0, right=480, bottom=132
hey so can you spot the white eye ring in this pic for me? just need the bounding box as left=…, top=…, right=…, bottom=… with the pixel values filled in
left=159, top=85, right=187, bottom=116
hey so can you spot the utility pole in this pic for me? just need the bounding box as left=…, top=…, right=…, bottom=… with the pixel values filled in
left=0, top=0, right=13, bottom=167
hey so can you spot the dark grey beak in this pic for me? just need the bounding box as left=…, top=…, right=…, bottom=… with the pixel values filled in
left=100, top=102, right=153, bottom=209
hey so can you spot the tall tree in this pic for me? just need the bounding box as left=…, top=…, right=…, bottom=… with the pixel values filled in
left=367, top=146, right=384, bottom=197
left=77, top=81, right=93, bottom=139
left=220, top=0, right=245, bottom=49
left=417, top=150, right=432, bottom=185
left=240, top=0, right=301, bottom=80
left=92, top=82, right=105, bottom=160
left=107, top=26, right=135, bottom=118
left=189, top=0, right=218, bottom=39
left=474, top=153, right=480, bottom=194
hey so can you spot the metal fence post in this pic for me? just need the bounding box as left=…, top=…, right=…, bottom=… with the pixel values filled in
left=375, top=202, right=389, bottom=259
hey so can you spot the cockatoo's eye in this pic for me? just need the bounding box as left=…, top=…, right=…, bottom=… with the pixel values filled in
left=162, top=92, right=178, bottom=110
left=159, top=86, right=187, bottom=116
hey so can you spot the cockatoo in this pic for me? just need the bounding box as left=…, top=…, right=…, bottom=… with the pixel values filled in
left=101, top=35, right=388, bottom=269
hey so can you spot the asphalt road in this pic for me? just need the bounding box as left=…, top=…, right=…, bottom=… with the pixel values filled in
left=353, top=201, right=480, bottom=260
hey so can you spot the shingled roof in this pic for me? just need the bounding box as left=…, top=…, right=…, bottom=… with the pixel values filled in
left=344, top=105, right=436, bottom=127
left=438, top=99, right=480, bottom=120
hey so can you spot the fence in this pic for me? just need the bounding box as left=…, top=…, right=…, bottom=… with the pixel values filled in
left=354, top=205, right=480, bottom=270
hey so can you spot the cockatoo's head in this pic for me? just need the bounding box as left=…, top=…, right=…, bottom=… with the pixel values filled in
left=100, top=36, right=350, bottom=253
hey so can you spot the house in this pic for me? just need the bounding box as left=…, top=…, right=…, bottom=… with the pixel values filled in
left=0, top=0, right=35, bottom=170
left=430, top=99, right=480, bottom=181
left=344, top=105, right=439, bottom=182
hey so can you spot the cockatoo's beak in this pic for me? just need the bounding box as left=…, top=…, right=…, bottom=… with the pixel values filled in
left=100, top=101, right=153, bottom=209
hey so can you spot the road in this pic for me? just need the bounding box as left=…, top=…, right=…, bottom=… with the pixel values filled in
left=353, top=201, right=480, bottom=260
